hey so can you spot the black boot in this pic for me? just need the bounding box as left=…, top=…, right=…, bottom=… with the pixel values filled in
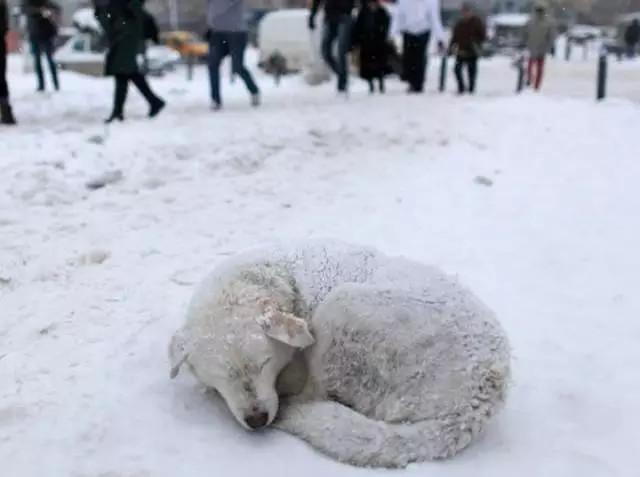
left=104, top=112, right=124, bottom=124
left=149, top=98, right=165, bottom=118
left=0, top=101, right=17, bottom=125
left=129, top=74, right=165, bottom=118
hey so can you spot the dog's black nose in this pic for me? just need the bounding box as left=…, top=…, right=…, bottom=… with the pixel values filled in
left=244, top=412, right=269, bottom=430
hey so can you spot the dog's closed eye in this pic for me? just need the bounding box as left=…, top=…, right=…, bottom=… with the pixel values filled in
left=259, top=357, right=272, bottom=372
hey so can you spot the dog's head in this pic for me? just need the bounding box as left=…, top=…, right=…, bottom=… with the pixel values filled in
left=169, top=305, right=314, bottom=430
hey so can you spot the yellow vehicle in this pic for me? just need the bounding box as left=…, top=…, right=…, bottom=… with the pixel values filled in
left=160, top=31, right=208, bottom=61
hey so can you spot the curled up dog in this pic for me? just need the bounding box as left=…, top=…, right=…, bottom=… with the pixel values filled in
left=169, top=241, right=511, bottom=468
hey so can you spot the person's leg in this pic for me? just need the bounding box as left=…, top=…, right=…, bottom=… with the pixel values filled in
left=368, top=79, right=374, bottom=93
left=0, top=38, right=16, bottom=124
left=229, top=32, right=260, bottom=99
left=402, top=33, right=418, bottom=91
left=534, top=57, right=544, bottom=90
left=527, top=56, right=534, bottom=86
left=378, top=76, right=385, bottom=93
left=414, top=32, right=430, bottom=92
left=0, top=37, right=8, bottom=100
left=321, top=20, right=339, bottom=75
left=454, top=57, right=465, bottom=93
left=43, top=39, right=59, bottom=90
left=31, top=40, right=45, bottom=91
left=468, top=57, right=478, bottom=94
left=207, top=33, right=225, bottom=106
left=106, top=75, right=128, bottom=122
left=336, top=15, right=352, bottom=92
left=130, top=73, right=165, bottom=116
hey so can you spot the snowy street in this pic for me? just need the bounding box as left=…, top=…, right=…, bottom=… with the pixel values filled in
left=1, top=55, right=640, bottom=477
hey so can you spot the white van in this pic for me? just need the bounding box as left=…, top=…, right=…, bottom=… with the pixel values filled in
left=258, top=8, right=330, bottom=84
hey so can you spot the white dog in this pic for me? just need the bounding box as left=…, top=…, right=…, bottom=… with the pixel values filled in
left=169, top=241, right=510, bottom=468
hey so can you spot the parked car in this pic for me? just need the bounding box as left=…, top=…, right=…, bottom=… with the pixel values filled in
left=160, top=31, right=208, bottom=62
left=567, top=24, right=601, bottom=44
left=54, top=26, right=76, bottom=50
left=487, top=13, right=529, bottom=53
left=602, top=35, right=624, bottom=58
left=57, top=31, right=180, bottom=77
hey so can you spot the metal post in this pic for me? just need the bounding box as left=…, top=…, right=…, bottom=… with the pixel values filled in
left=565, top=38, right=572, bottom=61
left=439, top=54, right=447, bottom=93
left=515, top=54, right=525, bottom=93
left=186, top=54, right=194, bottom=81
left=597, top=50, right=607, bottom=101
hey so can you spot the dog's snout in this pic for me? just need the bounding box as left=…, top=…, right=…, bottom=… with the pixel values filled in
left=244, top=411, right=269, bottom=430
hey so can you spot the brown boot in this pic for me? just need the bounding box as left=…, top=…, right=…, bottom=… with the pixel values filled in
left=0, top=101, right=17, bottom=125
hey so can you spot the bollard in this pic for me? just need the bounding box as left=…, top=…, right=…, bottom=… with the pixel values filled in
left=186, top=55, right=194, bottom=81
left=439, top=54, right=448, bottom=93
left=597, top=51, right=607, bottom=101
left=515, top=55, right=525, bottom=93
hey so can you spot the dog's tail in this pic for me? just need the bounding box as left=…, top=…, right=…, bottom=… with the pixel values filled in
left=274, top=398, right=493, bottom=469
left=274, top=366, right=509, bottom=469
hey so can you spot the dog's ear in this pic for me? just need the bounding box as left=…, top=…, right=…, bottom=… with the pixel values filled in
left=169, top=329, right=191, bottom=379
left=257, top=309, right=314, bottom=349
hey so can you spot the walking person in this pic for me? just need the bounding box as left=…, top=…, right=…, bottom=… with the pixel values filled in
left=524, top=3, right=555, bottom=91
left=309, top=0, right=355, bottom=95
left=449, top=2, right=485, bottom=95
left=1, top=0, right=17, bottom=124
left=395, top=0, right=445, bottom=93
left=206, top=0, right=260, bottom=110
left=95, top=0, right=165, bottom=123
left=352, top=0, right=391, bottom=93
left=624, top=19, right=640, bottom=59
left=24, top=0, right=60, bottom=92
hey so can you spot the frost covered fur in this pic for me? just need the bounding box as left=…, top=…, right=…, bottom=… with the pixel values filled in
left=169, top=241, right=511, bottom=468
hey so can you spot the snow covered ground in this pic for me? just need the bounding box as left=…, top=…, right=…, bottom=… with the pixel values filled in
left=1, top=54, right=640, bottom=477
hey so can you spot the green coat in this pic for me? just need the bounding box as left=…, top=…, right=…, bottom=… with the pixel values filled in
left=524, top=16, right=555, bottom=58
left=96, top=0, right=144, bottom=76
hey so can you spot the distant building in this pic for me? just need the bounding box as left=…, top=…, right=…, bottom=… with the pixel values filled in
left=439, top=0, right=493, bottom=25
left=442, top=0, right=492, bottom=12
left=492, top=0, right=529, bottom=13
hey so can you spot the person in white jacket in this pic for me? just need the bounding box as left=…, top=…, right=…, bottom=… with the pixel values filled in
left=395, top=0, right=445, bottom=93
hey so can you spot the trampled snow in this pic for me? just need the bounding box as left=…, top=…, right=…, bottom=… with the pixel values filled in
left=1, top=54, right=639, bottom=477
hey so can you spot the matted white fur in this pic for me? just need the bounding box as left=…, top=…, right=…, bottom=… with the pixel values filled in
left=169, top=241, right=511, bottom=468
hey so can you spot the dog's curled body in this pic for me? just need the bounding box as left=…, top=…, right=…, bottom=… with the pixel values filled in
left=170, top=241, right=510, bottom=468
left=276, top=283, right=510, bottom=468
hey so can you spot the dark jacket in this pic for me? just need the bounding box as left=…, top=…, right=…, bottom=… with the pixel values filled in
left=625, top=21, right=640, bottom=46
left=311, top=0, right=355, bottom=21
left=352, top=5, right=390, bottom=79
left=24, top=0, right=60, bottom=42
left=450, top=15, right=486, bottom=58
left=96, top=0, right=144, bottom=76
left=1, top=0, right=8, bottom=36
